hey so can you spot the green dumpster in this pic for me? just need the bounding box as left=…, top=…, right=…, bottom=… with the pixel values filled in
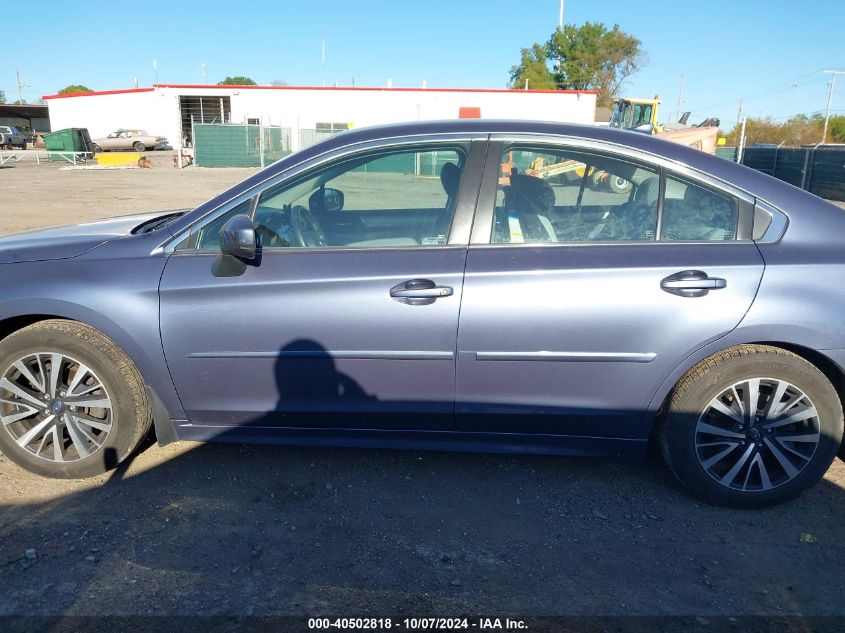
left=43, top=128, right=94, bottom=160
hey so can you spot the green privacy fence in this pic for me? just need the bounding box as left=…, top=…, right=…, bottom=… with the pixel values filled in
left=739, top=145, right=845, bottom=202
left=194, top=124, right=292, bottom=168
left=351, top=150, right=457, bottom=176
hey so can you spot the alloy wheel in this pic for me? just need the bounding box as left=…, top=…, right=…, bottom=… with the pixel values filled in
left=695, top=377, right=820, bottom=491
left=0, top=352, right=113, bottom=463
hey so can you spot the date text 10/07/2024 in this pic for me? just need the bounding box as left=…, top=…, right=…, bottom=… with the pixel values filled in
left=307, top=617, right=528, bottom=630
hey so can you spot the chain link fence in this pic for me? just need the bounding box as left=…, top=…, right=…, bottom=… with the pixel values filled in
left=194, top=124, right=292, bottom=168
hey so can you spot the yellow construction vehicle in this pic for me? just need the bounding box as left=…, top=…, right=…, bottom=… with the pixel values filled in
left=609, top=95, right=722, bottom=154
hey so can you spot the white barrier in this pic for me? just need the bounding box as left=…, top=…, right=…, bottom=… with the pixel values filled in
left=0, top=151, right=92, bottom=166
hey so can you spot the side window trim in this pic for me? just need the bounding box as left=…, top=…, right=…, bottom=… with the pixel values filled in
left=654, top=166, right=666, bottom=241
left=469, top=140, right=503, bottom=245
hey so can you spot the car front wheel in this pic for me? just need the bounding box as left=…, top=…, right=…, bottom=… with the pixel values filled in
left=660, top=345, right=843, bottom=508
left=0, top=320, right=152, bottom=478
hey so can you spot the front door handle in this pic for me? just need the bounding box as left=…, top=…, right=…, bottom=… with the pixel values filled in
left=661, top=270, right=727, bottom=298
left=390, top=279, right=453, bottom=305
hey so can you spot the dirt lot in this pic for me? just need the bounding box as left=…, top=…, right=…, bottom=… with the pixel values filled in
left=0, top=158, right=844, bottom=622
left=0, top=154, right=251, bottom=234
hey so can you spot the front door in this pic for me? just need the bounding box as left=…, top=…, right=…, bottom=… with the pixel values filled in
left=159, top=141, right=483, bottom=429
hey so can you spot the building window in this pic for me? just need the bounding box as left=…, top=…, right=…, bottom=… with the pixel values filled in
left=315, top=122, right=350, bottom=133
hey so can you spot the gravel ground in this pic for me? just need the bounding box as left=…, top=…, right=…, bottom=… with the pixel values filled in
left=0, top=153, right=252, bottom=234
left=0, top=157, right=844, bottom=619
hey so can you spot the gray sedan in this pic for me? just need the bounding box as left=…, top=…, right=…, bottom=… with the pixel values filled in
left=0, top=119, right=842, bottom=508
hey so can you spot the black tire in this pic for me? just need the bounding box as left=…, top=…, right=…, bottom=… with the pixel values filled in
left=92, top=143, right=103, bottom=153
left=608, top=175, right=632, bottom=194
left=0, top=320, right=152, bottom=478
left=132, top=141, right=145, bottom=152
left=20, top=141, right=27, bottom=150
left=660, top=345, right=843, bottom=508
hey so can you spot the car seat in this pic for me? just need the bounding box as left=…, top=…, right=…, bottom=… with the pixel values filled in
left=501, top=171, right=558, bottom=242
left=594, top=175, right=659, bottom=241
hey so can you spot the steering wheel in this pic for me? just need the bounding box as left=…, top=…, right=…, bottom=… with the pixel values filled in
left=289, top=205, right=328, bottom=247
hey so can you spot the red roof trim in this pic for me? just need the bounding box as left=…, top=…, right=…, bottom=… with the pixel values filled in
left=43, top=84, right=598, bottom=99
left=153, top=83, right=597, bottom=95
left=43, top=87, right=155, bottom=100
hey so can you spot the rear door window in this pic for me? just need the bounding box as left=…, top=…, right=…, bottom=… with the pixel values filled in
left=661, top=175, right=738, bottom=241
left=492, top=146, right=660, bottom=243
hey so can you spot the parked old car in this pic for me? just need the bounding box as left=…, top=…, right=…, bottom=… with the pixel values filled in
left=0, top=120, right=842, bottom=508
left=91, top=129, right=167, bottom=152
left=0, top=125, right=27, bottom=149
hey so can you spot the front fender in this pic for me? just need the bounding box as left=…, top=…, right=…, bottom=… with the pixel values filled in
left=0, top=257, right=185, bottom=420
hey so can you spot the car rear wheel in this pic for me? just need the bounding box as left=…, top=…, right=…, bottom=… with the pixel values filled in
left=133, top=141, right=145, bottom=152
left=659, top=345, right=843, bottom=508
left=92, top=143, right=103, bottom=153
left=0, top=320, right=152, bottom=478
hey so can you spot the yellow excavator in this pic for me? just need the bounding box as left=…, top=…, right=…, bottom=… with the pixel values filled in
left=609, top=96, right=722, bottom=154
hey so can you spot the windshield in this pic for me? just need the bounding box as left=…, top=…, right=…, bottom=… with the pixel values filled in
left=0, top=127, right=11, bottom=134
left=610, top=103, right=654, bottom=129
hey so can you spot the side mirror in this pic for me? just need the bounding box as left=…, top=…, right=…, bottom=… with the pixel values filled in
left=309, top=187, right=344, bottom=212
left=219, top=214, right=257, bottom=260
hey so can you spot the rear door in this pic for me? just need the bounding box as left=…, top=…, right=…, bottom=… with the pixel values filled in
left=455, top=139, right=764, bottom=439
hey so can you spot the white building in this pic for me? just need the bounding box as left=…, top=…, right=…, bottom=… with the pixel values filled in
left=45, top=84, right=597, bottom=151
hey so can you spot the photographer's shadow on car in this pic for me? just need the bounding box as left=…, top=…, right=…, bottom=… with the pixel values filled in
left=273, top=339, right=374, bottom=409
left=239, top=338, right=378, bottom=432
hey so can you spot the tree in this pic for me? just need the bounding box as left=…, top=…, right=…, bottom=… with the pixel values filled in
left=827, top=115, right=845, bottom=143
left=0, top=89, right=6, bottom=104
left=58, top=85, right=91, bottom=94
left=11, top=99, right=26, bottom=105
left=720, top=113, right=845, bottom=146
left=217, top=76, right=257, bottom=86
left=509, top=22, right=644, bottom=106
left=509, top=44, right=557, bottom=90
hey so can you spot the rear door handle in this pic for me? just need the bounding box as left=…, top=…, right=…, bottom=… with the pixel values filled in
left=390, top=279, right=453, bottom=304
left=661, top=270, right=727, bottom=297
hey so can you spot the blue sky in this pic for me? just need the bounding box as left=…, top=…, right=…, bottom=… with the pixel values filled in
left=5, top=0, right=843, bottom=130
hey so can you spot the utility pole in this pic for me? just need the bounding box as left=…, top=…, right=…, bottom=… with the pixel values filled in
left=153, top=59, right=159, bottom=84
left=675, top=74, right=685, bottom=122
left=15, top=70, right=28, bottom=104
left=822, top=69, right=844, bottom=144
left=559, top=0, right=564, bottom=28
left=201, top=62, right=208, bottom=84
left=737, top=116, right=748, bottom=164
left=321, top=39, right=326, bottom=87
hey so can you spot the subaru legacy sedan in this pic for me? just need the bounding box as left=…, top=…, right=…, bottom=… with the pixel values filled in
left=0, top=120, right=842, bottom=508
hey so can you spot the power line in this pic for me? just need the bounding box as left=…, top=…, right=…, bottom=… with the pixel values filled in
left=690, top=70, right=825, bottom=115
